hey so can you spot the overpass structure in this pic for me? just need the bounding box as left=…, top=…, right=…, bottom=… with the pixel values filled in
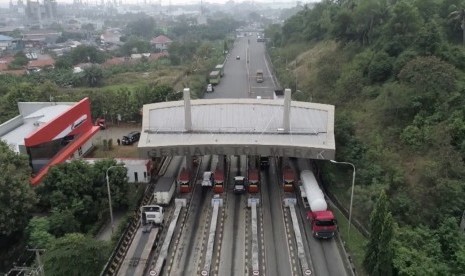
left=138, top=88, right=335, bottom=160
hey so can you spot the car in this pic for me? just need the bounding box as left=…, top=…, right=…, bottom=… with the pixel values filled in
left=206, top=83, right=214, bottom=93
left=121, top=131, right=141, bottom=145
left=236, top=55, right=240, bottom=60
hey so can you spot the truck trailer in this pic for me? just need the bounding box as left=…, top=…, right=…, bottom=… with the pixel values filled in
left=300, top=170, right=337, bottom=239
left=153, top=177, right=176, bottom=206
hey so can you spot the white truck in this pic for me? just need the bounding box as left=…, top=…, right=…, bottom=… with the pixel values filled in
left=153, top=177, right=176, bottom=206
left=141, top=205, right=164, bottom=226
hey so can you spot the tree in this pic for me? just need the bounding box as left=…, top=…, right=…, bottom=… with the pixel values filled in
left=38, top=159, right=129, bottom=232
left=125, top=16, right=157, bottom=39
left=393, top=225, right=449, bottom=275
left=120, top=38, right=151, bottom=56
left=364, top=191, right=394, bottom=276
left=449, top=5, right=465, bottom=46
left=83, top=65, right=104, bottom=87
left=44, top=233, right=110, bottom=276
left=70, top=45, right=106, bottom=65
left=8, top=52, right=29, bottom=69
left=398, top=56, right=457, bottom=113
left=26, top=217, right=55, bottom=249
left=0, top=141, right=37, bottom=237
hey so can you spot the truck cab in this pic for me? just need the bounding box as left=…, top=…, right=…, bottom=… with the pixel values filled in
left=307, top=210, right=337, bottom=239
left=259, top=156, right=269, bottom=168
left=234, top=176, right=246, bottom=194
left=141, top=205, right=164, bottom=226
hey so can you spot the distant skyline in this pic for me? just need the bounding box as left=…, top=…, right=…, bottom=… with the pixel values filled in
left=0, top=0, right=320, bottom=7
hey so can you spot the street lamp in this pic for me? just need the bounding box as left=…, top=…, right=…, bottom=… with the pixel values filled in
left=106, top=165, right=121, bottom=234
left=330, top=160, right=356, bottom=240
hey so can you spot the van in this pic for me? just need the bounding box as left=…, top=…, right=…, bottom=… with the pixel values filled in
left=256, top=70, right=264, bottom=83
left=121, top=131, right=141, bottom=145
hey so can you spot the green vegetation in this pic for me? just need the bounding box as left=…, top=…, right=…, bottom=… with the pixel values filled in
left=269, top=0, right=465, bottom=274
left=44, top=233, right=110, bottom=276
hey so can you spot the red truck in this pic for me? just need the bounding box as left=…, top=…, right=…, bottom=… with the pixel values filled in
left=178, top=168, right=191, bottom=193
left=282, top=166, right=296, bottom=192
left=300, top=170, right=336, bottom=239
left=248, top=168, right=260, bottom=193
left=213, top=168, right=225, bottom=194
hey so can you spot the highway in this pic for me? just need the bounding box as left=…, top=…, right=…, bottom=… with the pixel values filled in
left=109, top=32, right=349, bottom=276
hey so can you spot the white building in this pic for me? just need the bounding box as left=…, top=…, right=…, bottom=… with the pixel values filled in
left=0, top=34, right=14, bottom=51
left=84, top=158, right=152, bottom=183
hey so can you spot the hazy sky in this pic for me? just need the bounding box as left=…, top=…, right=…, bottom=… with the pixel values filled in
left=0, top=0, right=320, bottom=6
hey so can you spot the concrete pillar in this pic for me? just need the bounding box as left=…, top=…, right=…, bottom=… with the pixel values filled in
left=183, top=88, right=192, bottom=132
left=283, top=88, right=291, bottom=132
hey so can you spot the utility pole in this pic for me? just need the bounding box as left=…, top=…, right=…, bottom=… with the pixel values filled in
left=28, top=248, right=45, bottom=276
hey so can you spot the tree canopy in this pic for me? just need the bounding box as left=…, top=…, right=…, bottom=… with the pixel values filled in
left=0, top=141, right=36, bottom=237
left=44, top=233, right=110, bottom=276
left=37, top=159, right=129, bottom=233
left=269, top=0, right=465, bottom=273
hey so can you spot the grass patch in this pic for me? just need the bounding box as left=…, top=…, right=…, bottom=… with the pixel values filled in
left=88, top=145, right=140, bottom=158
left=333, top=206, right=368, bottom=276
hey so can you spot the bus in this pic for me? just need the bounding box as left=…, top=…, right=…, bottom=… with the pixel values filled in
left=209, top=70, right=221, bottom=85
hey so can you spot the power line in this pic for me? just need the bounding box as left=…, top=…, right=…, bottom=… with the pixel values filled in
left=6, top=249, right=45, bottom=276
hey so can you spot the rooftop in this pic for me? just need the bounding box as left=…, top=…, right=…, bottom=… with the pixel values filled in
left=139, top=98, right=335, bottom=160
left=0, top=34, right=14, bottom=41
left=0, top=104, right=73, bottom=152
left=150, top=35, right=173, bottom=44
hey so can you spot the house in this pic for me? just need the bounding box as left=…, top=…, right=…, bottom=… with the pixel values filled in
left=0, top=34, right=14, bottom=51
left=100, top=29, right=122, bottom=46
left=150, top=35, right=173, bottom=52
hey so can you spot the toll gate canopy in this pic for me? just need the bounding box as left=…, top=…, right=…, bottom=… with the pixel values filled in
left=139, top=96, right=335, bottom=160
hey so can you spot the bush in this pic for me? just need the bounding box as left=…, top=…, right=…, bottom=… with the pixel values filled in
left=368, top=51, right=393, bottom=83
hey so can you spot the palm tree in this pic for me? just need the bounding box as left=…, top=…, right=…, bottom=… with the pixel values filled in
left=449, top=6, right=465, bottom=46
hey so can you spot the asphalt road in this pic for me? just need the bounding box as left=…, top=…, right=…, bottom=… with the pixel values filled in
left=204, top=35, right=276, bottom=99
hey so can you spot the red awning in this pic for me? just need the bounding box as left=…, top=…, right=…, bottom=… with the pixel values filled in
left=30, top=126, right=100, bottom=186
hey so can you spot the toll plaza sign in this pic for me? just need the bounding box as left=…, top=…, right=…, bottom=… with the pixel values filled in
left=142, top=145, right=334, bottom=160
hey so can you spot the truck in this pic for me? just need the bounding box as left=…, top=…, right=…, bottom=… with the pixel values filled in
left=178, top=168, right=191, bottom=193
left=282, top=166, right=296, bottom=192
left=259, top=156, right=269, bottom=169
left=248, top=168, right=260, bottom=193
left=233, top=176, right=246, bottom=194
left=202, top=171, right=214, bottom=187
left=141, top=205, right=164, bottom=226
left=256, top=70, right=264, bottom=83
left=153, top=177, right=176, bottom=205
left=300, top=170, right=337, bottom=239
left=209, top=70, right=221, bottom=85
left=215, top=64, right=224, bottom=77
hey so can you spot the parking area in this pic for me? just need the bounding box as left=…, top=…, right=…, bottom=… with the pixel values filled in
left=89, top=123, right=142, bottom=158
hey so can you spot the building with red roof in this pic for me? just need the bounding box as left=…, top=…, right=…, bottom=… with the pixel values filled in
left=150, top=35, right=173, bottom=52
left=0, top=98, right=100, bottom=185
